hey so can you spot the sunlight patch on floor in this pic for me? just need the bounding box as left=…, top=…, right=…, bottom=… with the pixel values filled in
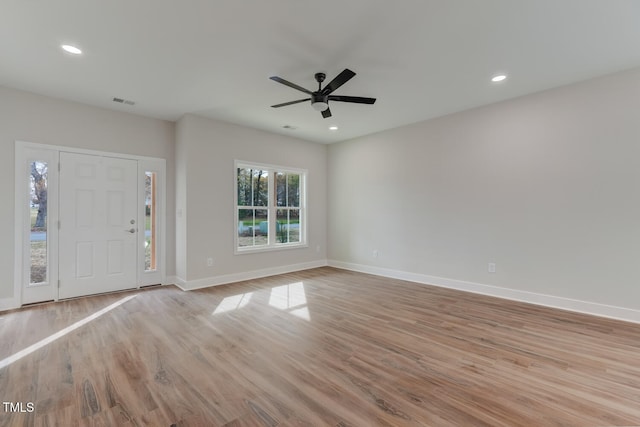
left=290, top=306, right=311, bottom=321
left=0, top=294, right=137, bottom=370
left=268, top=282, right=306, bottom=309
left=269, top=282, right=310, bottom=321
left=210, top=282, right=311, bottom=320
left=212, top=292, right=253, bottom=314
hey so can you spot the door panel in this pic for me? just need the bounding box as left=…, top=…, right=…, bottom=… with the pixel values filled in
left=59, top=152, right=138, bottom=299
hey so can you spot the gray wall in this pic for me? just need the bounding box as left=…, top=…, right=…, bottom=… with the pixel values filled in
left=4, top=65, right=640, bottom=316
left=175, top=114, right=328, bottom=285
left=0, top=86, right=175, bottom=300
left=328, top=68, right=640, bottom=311
left=0, top=86, right=328, bottom=304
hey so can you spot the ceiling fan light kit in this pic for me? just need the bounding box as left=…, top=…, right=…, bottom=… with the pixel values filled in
left=270, top=68, right=376, bottom=118
left=312, top=100, right=329, bottom=111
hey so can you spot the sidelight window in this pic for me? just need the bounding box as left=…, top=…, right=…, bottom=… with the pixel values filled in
left=29, top=161, right=48, bottom=284
left=145, top=171, right=157, bottom=272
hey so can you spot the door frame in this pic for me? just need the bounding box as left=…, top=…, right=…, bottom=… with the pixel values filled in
left=14, top=141, right=166, bottom=305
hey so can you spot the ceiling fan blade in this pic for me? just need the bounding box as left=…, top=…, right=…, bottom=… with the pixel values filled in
left=269, top=76, right=313, bottom=95
left=321, top=69, right=356, bottom=95
left=321, top=107, right=332, bottom=118
left=328, top=95, right=376, bottom=104
left=271, top=98, right=311, bottom=108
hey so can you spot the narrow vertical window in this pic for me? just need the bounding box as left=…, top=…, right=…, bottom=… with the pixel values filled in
left=29, top=161, right=48, bottom=284
left=275, top=172, right=301, bottom=244
left=145, top=171, right=157, bottom=271
left=237, top=168, right=269, bottom=248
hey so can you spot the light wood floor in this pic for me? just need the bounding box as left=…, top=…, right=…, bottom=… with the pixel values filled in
left=1, top=267, right=640, bottom=426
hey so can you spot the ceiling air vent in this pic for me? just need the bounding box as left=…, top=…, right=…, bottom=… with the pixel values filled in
left=112, top=97, right=135, bottom=106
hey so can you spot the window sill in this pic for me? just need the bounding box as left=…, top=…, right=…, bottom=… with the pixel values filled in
left=234, top=243, right=308, bottom=255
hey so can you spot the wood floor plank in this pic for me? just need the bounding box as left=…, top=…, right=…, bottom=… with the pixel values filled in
left=2, top=267, right=640, bottom=426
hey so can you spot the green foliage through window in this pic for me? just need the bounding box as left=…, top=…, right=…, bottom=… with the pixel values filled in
left=236, top=163, right=305, bottom=250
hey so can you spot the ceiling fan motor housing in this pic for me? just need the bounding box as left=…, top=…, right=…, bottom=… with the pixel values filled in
left=311, top=93, right=329, bottom=111
left=312, top=73, right=328, bottom=110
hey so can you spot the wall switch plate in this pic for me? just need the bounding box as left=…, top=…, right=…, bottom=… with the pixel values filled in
left=488, top=262, right=496, bottom=273
left=207, top=258, right=213, bottom=267
left=373, top=250, right=379, bottom=258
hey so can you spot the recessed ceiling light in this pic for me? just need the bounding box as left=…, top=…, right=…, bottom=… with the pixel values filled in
left=329, top=126, right=338, bottom=131
left=61, top=44, right=82, bottom=55
left=491, top=74, right=507, bottom=83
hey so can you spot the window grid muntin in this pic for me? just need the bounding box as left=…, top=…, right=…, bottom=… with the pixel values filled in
left=235, top=162, right=306, bottom=252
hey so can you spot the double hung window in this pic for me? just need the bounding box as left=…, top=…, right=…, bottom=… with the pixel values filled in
left=235, top=162, right=306, bottom=252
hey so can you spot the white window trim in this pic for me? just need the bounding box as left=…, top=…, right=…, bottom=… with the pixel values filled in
left=234, top=160, right=308, bottom=254
left=15, top=145, right=59, bottom=305
left=139, top=158, right=167, bottom=286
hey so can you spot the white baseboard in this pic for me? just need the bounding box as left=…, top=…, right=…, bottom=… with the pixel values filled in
left=174, top=260, right=328, bottom=291
left=0, top=297, right=19, bottom=312
left=163, top=275, right=181, bottom=287
left=328, top=260, right=640, bottom=324
left=1, top=261, right=328, bottom=311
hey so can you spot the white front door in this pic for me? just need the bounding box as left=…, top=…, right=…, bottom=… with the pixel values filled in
left=59, top=152, right=138, bottom=299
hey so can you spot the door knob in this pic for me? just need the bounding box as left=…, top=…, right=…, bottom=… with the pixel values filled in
left=126, top=228, right=136, bottom=233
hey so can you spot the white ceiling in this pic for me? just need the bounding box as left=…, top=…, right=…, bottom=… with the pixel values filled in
left=2, top=0, right=640, bottom=144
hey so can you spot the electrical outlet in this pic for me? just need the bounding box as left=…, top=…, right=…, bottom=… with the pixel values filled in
left=488, top=262, right=496, bottom=273
left=373, top=249, right=379, bottom=258
left=207, top=258, right=213, bottom=267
